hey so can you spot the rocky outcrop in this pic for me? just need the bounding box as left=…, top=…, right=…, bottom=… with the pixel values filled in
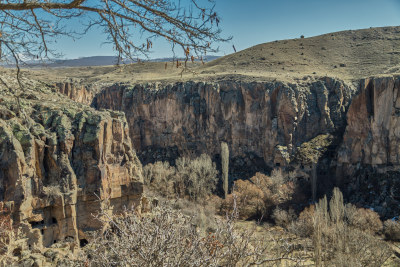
left=56, top=82, right=95, bottom=105
left=0, top=89, right=143, bottom=250
left=93, top=78, right=355, bottom=177
left=338, top=76, right=400, bottom=166
left=337, top=76, right=400, bottom=216
left=53, top=74, right=400, bottom=216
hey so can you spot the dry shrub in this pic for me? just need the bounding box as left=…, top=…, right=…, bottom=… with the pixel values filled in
left=143, top=161, right=175, bottom=197
left=272, top=207, right=296, bottom=228
left=345, top=204, right=382, bottom=234
left=250, top=171, right=295, bottom=209
left=311, top=188, right=391, bottom=267
left=288, top=205, right=315, bottom=237
left=176, top=154, right=218, bottom=202
left=383, top=219, right=400, bottom=241
left=229, top=179, right=264, bottom=219
left=170, top=197, right=217, bottom=232
left=143, top=154, right=218, bottom=201
left=327, top=228, right=392, bottom=267
left=221, top=170, right=296, bottom=220
left=79, top=203, right=305, bottom=266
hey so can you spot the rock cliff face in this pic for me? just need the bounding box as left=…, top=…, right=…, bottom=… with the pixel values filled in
left=0, top=89, right=143, bottom=249
left=93, top=78, right=355, bottom=176
left=56, top=82, right=96, bottom=105
left=59, top=75, right=400, bottom=216
left=337, top=76, right=400, bottom=216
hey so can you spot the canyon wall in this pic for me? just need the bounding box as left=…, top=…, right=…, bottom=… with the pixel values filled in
left=56, top=82, right=96, bottom=105
left=90, top=76, right=400, bottom=216
left=337, top=76, right=400, bottom=216
left=0, top=91, right=143, bottom=250
left=54, top=75, right=400, bottom=217
left=93, top=78, right=355, bottom=176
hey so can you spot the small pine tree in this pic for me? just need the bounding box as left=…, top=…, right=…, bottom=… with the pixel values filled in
left=221, top=142, right=229, bottom=199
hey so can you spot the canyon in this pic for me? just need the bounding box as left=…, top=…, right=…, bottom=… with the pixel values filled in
left=57, top=74, right=400, bottom=218
left=1, top=26, right=400, bottom=256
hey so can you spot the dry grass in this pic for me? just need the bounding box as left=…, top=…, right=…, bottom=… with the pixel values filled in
left=17, top=26, right=400, bottom=86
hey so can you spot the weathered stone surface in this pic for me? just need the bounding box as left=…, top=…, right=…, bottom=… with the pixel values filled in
left=336, top=76, right=400, bottom=216
left=93, top=78, right=354, bottom=177
left=53, top=74, right=400, bottom=216
left=338, top=76, right=400, bottom=166
left=56, top=82, right=95, bottom=105
left=0, top=87, right=143, bottom=249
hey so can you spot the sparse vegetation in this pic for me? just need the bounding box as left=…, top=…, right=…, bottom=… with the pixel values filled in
left=78, top=201, right=306, bottom=267
left=143, top=161, right=176, bottom=197
left=310, top=188, right=391, bottom=266
left=345, top=204, right=383, bottom=234
left=144, top=154, right=218, bottom=202
left=220, top=170, right=296, bottom=220
left=272, top=207, right=296, bottom=228
left=288, top=205, right=315, bottom=238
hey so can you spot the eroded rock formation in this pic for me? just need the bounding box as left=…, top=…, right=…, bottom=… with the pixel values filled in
left=56, top=82, right=96, bottom=105
left=89, top=76, right=400, bottom=216
left=92, top=78, right=355, bottom=177
left=0, top=88, right=143, bottom=250
left=337, top=76, right=400, bottom=216
left=54, top=74, right=400, bottom=217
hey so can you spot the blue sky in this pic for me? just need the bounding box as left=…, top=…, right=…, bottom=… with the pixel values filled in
left=55, top=0, right=400, bottom=59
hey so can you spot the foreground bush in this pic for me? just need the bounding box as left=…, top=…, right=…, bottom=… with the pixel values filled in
left=80, top=203, right=305, bottom=267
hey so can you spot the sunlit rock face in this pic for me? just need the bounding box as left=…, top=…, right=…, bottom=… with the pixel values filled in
left=56, top=82, right=95, bottom=105
left=59, top=75, right=400, bottom=216
left=0, top=91, right=143, bottom=249
left=92, top=78, right=354, bottom=176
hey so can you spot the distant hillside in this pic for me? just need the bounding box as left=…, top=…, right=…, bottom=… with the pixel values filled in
left=22, top=55, right=220, bottom=68
left=49, top=56, right=124, bottom=67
